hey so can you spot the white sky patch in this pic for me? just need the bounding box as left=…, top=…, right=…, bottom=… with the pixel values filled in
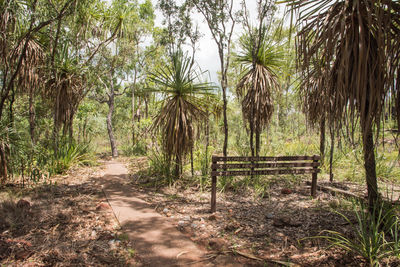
left=150, top=0, right=287, bottom=85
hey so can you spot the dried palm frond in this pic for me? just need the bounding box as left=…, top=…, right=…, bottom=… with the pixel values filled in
left=12, top=38, right=44, bottom=91
left=149, top=50, right=216, bottom=175
left=290, top=0, right=400, bottom=137
left=44, top=47, right=87, bottom=131
left=235, top=27, right=284, bottom=154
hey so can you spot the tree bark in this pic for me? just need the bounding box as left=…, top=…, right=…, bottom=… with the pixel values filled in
left=320, top=118, right=326, bottom=165
left=175, top=154, right=181, bottom=178
left=205, top=113, right=210, bottom=175
left=329, top=127, right=334, bottom=182
left=191, top=146, right=194, bottom=177
left=107, top=77, right=118, bottom=158
left=132, top=83, right=136, bottom=145
left=0, top=143, right=8, bottom=183
left=132, top=69, right=137, bottom=146
left=249, top=121, right=255, bottom=157
left=219, top=48, right=229, bottom=157
left=255, top=127, right=261, bottom=157
left=8, top=87, right=15, bottom=124
left=362, top=124, right=379, bottom=209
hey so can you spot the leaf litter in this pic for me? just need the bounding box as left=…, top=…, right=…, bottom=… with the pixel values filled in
left=0, top=165, right=140, bottom=266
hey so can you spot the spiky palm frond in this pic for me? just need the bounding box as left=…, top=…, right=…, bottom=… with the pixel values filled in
left=235, top=30, right=284, bottom=131
left=149, top=50, right=216, bottom=165
left=289, top=0, right=400, bottom=135
left=287, top=0, right=400, bottom=207
left=45, top=44, right=86, bottom=130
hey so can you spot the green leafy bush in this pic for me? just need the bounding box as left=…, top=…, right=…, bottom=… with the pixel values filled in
left=315, top=200, right=400, bottom=266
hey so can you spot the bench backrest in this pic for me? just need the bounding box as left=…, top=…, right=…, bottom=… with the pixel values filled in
left=210, top=155, right=321, bottom=213
left=211, top=155, right=321, bottom=176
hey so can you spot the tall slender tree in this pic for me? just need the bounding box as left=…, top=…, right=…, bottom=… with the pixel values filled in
left=149, top=51, right=215, bottom=177
left=191, top=0, right=237, bottom=157
left=288, top=0, right=400, bottom=208
left=235, top=1, right=283, bottom=156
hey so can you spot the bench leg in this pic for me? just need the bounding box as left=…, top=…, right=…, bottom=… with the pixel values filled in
left=311, top=172, right=317, bottom=197
left=211, top=176, right=217, bottom=213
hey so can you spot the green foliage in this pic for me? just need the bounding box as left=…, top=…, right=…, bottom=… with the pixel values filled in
left=314, top=200, right=400, bottom=266
left=121, top=142, right=147, bottom=156
left=147, top=150, right=172, bottom=182
left=47, top=140, right=96, bottom=175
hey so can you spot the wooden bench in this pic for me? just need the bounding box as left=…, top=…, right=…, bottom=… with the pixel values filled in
left=210, top=155, right=321, bottom=213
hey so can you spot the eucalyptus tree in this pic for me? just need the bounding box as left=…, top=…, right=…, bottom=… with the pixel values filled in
left=235, top=0, right=283, bottom=157
left=150, top=51, right=215, bottom=177
left=288, top=0, right=400, bottom=208
left=92, top=0, right=153, bottom=157
left=128, top=0, right=154, bottom=146
left=191, top=0, right=238, bottom=157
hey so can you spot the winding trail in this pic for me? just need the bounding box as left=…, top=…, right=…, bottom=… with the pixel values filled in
left=99, top=160, right=208, bottom=267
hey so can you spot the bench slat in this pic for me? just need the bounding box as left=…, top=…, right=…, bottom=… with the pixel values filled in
left=211, top=162, right=320, bottom=169
left=211, top=168, right=320, bottom=176
left=212, top=155, right=320, bottom=162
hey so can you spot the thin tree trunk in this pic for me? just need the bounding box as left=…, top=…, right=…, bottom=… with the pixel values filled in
left=0, top=143, right=7, bottom=183
left=320, top=118, right=326, bottom=165
left=205, top=114, right=210, bottom=175
left=175, top=154, right=180, bottom=178
left=137, top=96, right=141, bottom=123
left=191, top=146, right=194, bottom=177
left=83, top=118, right=88, bottom=143
left=255, top=128, right=260, bottom=157
left=68, top=115, right=74, bottom=141
left=220, top=50, right=229, bottom=157
left=132, top=71, right=137, bottom=146
left=329, top=127, right=334, bottom=182
left=29, top=89, right=36, bottom=144
left=132, top=88, right=135, bottom=145
left=107, top=77, right=118, bottom=158
left=144, top=96, right=149, bottom=118
left=362, top=124, right=379, bottom=209
left=8, top=87, right=15, bottom=125
left=250, top=121, right=255, bottom=157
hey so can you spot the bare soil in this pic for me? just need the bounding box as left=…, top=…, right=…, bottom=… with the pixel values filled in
left=0, top=164, right=139, bottom=266
left=1, top=157, right=398, bottom=266
left=126, top=156, right=400, bottom=267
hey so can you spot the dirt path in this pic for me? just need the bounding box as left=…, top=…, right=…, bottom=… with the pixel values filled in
left=99, top=160, right=209, bottom=267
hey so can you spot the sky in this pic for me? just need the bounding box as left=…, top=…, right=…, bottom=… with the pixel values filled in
left=150, top=0, right=287, bottom=85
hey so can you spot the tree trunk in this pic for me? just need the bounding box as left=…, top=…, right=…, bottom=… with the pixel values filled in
left=132, top=70, right=137, bottom=146
left=0, top=143, right=8, bottom=184
left=220, top=59, right=229, bottom=157
left=8, top=87, right=15, bottom=125
left=107, top=79, right=118, bottom=158
left=175, top=154, right=180, bottom=178
left=362, top=124, right=379, bottom=209
left=255, top=127, right=260, bottom=157
left=132, top=85, right=136, bottom=145
left=250, top=121, right=255, bottom=157
left=329, top=127, right=334, bottom=182
left=205, top=114, right=210, bottom=175
left=68, top=115, right=74, bottom=141
left=144, top=96, right=149, bottom=118
left=320, top=118, right=326, bottom=165
left=29, top=89, right=36, bottom=144
left=191, top=146, right=194, bottom=177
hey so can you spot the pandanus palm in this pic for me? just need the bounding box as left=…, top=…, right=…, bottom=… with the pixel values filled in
left=150, top=51, right=215, bottom=177
left=288, top=0, right=400, bottom=208
left=235, top=29, right=284, bottom=156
